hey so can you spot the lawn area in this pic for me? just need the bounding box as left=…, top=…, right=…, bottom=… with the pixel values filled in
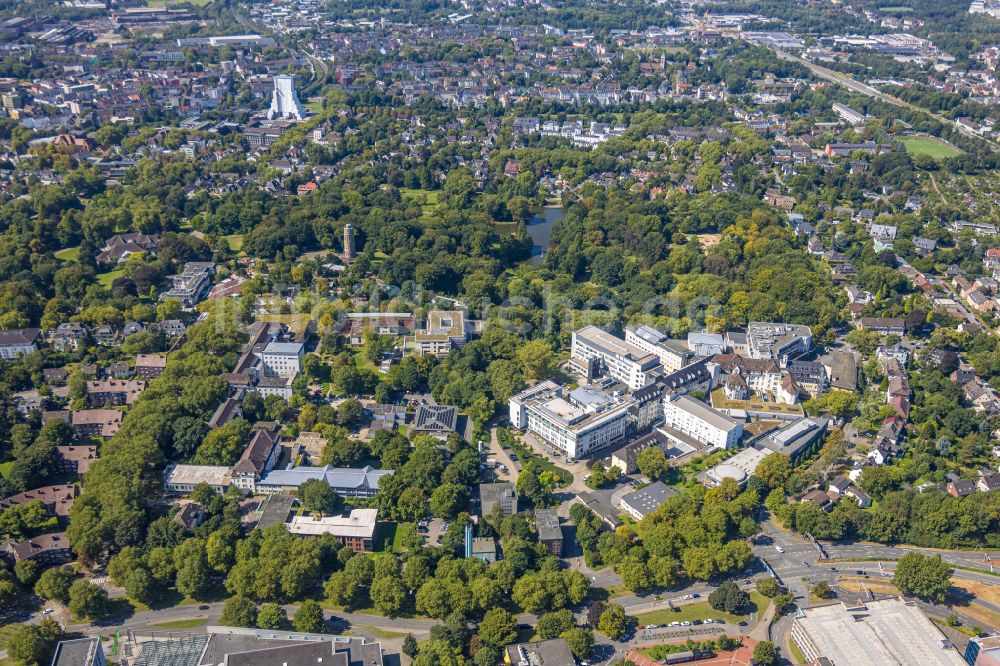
left=594, top=583, right=631, bottom=601
left=400, top=188, right=441, bottom=217
left=375, top=521, right=414, bottom=553
left=150, top=618, right=207, bottom=629
left=634, top=591, right=770, bottom=626
left=400, top=188, right=440, bottom=206
left=354, top=625, right=411, bottom=639
left=508, top=434, right=573, bottom=486
left=97, top=268, right=125, bottom=287
left=55, top=246, right=80, bottom=262
left=0, top=461, right=12, bottom=479
left=221, top=234, right=244, bottom=252
left=901, top=136, right=962, bottom=158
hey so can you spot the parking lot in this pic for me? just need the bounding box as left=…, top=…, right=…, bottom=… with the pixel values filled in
left=415, top=517, right=450, bottom=546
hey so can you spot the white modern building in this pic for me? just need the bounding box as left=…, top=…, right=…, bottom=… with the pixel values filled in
left=687, top=331, right=726, bottom=356
left=164, top=464, right=232, bottom=493
left=746, top=322, right=812, bottom=362
left=832, top=102, right=866, bottom=125
left=286, top=509, right=378, bottom=552
left=509, top=380, right=634, bottom=459
left=704, top=447, right=767, bottom=486
left=571, top=326, right=661, bottom=390
left=268, top=75, right=307, bottom=121
left=662, top=394, right=743, bottom=450
left=260, top=341, right=304, bottom=378
left=625, top=325, right=694, bottom=372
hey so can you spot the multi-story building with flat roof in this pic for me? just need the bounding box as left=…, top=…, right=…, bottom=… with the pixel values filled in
left=625, top=325, right=694, bottom=372
left=164, top=464, right=232, bottom=493
left=479, top=482, right=517, bottom=517
left=534, top=509, right=563, bottom=556
left=285, top=509, right=378, bottom=552
left=50, top=637, right=106, bottom=666
left=413, top=310, right=468, bottom=357
left=662, top=394, right=743, bottom=450
left=161, top=262, right=214, bottom=308
left=259, top=341, right=303, bottom=378
left=509, top=380, right=634, bottom=459
left=504, top=639, right=575, bottom=666
left=756, top=416, right=829, bottom=462
left=746, top=322, right=812, bottom=362
left=571, top=325, right=662, bottom=390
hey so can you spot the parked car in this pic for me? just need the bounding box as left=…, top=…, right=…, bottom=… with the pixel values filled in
left=775, top=546, right=785, bottom=553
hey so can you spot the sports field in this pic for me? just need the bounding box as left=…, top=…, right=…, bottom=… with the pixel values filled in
left=901, top=136, right=962, bottom=158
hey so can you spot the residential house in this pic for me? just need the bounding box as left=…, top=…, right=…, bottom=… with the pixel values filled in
left=977, top=471, right=1000, bottom=493
left=96, top=233, right=158, bottom=264
left=86, top=378, right=146, bottom=407
left=50, top=323, right=88, bottom=351
left=1, top=484, right=78, bottom=522
left=56, top=445, right=97, bottom=475
left=0, top=532, right=70, bottom=565
left=71, top=409, right=123, bottom=439
left=858, top=317, right=905, bottom=335
left=134, top=354, right=167, bottom=378
left=947, top=479, right=977, bottom=498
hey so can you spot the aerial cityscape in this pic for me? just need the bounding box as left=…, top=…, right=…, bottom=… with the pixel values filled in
left=1, top=0, right=1000, bottom=664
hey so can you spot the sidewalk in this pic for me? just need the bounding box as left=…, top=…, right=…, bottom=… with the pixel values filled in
left=747, top=602, right=776, bottom=642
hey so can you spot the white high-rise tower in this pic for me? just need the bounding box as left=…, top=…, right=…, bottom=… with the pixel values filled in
left=268, top=75, right=307, bottom=121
